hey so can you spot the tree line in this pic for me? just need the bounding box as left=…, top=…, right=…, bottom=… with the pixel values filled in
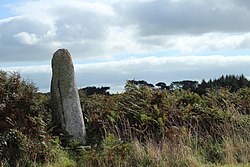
left=81, top=74, right=250, bottom=95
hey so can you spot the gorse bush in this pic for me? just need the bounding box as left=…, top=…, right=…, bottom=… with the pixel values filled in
left=0, top=71, right=60, bottom=166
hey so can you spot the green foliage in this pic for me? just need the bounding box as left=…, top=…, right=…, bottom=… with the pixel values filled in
left=80, top=86, right=110, bottom=95
left=0, top=70, right=249, bottom=166
left=0, top=71, right=58, bottom=166
left=80, top=79, right=250, bottom=165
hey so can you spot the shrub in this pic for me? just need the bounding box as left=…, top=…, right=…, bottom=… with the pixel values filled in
left=80, top=80, right=250, bottom=164
left=0, top=71, right=55, bottom=166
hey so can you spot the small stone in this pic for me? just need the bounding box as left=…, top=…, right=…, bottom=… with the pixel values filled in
left=76, top=145, right=91, bottom=151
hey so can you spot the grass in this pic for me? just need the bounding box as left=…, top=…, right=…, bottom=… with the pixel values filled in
left=72, top=131, right=249, bottom=167
left=42, top=146, right=76, bottom=167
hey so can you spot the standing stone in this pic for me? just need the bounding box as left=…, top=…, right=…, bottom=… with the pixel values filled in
left=51, top=49, right=86, bottom=143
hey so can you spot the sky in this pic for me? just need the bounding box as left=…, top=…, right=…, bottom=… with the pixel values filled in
left=1, top=0, right=250, bottom=92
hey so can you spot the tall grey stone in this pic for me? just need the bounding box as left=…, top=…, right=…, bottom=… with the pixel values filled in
left=51, top=49, right=86, bottom=143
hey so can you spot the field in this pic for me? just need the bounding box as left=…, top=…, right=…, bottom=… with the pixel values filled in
left=0, top=71, right=249, bottom=166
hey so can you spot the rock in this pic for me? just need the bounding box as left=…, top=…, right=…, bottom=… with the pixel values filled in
left=51, top=49, right=86, bottom=143
left=76, top=145, right=91, bottom=151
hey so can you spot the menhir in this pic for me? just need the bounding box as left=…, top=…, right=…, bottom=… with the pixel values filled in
left=51, top=49, right=86, bottom=143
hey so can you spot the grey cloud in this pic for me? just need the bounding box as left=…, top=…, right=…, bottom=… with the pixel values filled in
left=0, top=17, right=49, bottom=45
left=0, top=45, right=53, bottom=62
left=115, top=0, right=250, bottom=36
left=53, top=8, right=109, bottom=41
left=1, top=0, right=250, bottom=63
left=0, top=1, right=114, bottom=62
left=233, top=0, right=250, bottom=8
left=0, top=17, right=55, bottom=61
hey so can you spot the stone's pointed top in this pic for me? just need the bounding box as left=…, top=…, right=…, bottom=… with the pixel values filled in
left=52, top=49, right=73, bottom=66
left=53, top=48, right=71, bottom=57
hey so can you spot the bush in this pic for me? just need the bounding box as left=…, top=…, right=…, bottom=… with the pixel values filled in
left=0, top=71, right=56, bottom=166
left=1, top=70, right=249, bottom=166
left=80, top=80, right=250, bottom=164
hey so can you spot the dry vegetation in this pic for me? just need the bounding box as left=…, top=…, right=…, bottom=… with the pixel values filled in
left=0, top=71, right=249, bottom=166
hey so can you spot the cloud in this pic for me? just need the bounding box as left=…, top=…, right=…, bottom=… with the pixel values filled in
left=1, top=0, right=250, bottom=62
left=165, top=33, right=250, bottom=53
left=14, top=32, right=40, bottom=45
left=116, top=0, right=250, bottom=35
left=3, top=55, right=250, bottom=92
left=0, top=0, right=116, bottom=61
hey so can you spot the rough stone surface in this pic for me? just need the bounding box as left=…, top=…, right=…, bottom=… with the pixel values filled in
left=51, top=49, right=86, bottom=143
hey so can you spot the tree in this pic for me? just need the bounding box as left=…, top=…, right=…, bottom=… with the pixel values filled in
left=156, top=82, right=170, bottom=90
left=170, top=80, right=198, bottom=91
left=128, top=80, right=154, bottom=88
left=81, top=86, right=110, bottom=95
left=196, top=74, right=250, bottom=94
